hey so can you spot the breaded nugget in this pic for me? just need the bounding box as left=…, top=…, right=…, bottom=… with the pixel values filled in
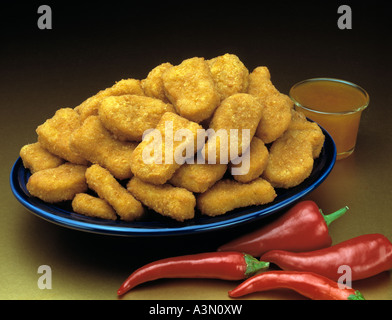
left=98, top=95, right=175, bottom=142
left=255, top=93, right=293, bottom=144
left=202, top=93, right=263, bottom=163
left=127, top=177, right=195, bottom=222
left=247, top=66, right=280, bottom=103
left=262, top=136, right=314, bottom=189
left=130, top=112, right=203, bottom=185
left=36, top=108, right=89, bottom=165
left=162, top=57, right=220, bottom=123
left=20, top=142, right=65, bottom=173
left=287, top=110, right=325, bottom=158
left=72, top=193, right=117, bottom=220
left=76, top=79, right=144, bottom=122
left=247, top=67, right=293, bottom=143
left=142, top=62, right=173, bottom=103
left=85, top=165, right=144, bottom=221
left=26, top=163, right=88, bottom=203
left=263, top=111, right=325, bottom=189
left=197, top=178, right=277, bottom=217
left=231, top=137, right=269, bottom=183
left=169, top=161, right=227, bottom=193
left=70, top=116, right=137, bottom=180
left=207, top=53, right=249, bottom=100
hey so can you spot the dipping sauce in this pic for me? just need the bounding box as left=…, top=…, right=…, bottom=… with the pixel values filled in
left=289, top=78, right=369, bottom=160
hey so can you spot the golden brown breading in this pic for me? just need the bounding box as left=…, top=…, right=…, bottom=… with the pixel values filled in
left=207, top=53, right=249, bottom=100
left=162, top=57, right=220, bottom=123
left=231, top=136, right=269, bottom=183
left=247, top=66, right=280, bottom=103
left=20, top=142, right=65, bottom=173
left=98, top=95, right=175, bottom=142
left=141, top=62, right=173, bottom=103
left=202, top=93, right=263, bottom=163
left=26, top=163, right=88, bottom=203
left=69, top=116, right=137, bottom=180
left=20, top=55, right=330, bottom=224
left=72, top=193, right=117, bottom=220
left=247, top=67, right=293, bottom=143
left=169, top=162, right=227, bottom=193
left=197, top=178, right=277, bottom=217
left=75, top=79, right=144, bottom=122
left=127, top=176, right=195, bottom=222
left=130, top=112, right=203, bottom=185
left=36, top=108, right=89, bottom=165
left=286, top=110, right=325, bottom=158
left=263, top=110, right=325, bottom=189
left=85, top=164, right=144, bottom=221
left=255, top=93, right=294, bottom=144
left=262, top=136, right=314, bottom=189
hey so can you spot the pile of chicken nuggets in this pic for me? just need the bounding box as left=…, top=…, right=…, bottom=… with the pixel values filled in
left=20, top=54, right=325, bottom=223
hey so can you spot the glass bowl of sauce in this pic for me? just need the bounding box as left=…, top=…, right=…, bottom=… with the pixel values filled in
left=289, top=78, right=369, bottom=160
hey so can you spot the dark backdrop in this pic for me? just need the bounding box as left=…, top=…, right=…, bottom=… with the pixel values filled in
left=1, top=1, right=390, bottom=106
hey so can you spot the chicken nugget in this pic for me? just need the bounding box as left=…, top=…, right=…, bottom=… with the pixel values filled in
left=98, top=95, right=175, bottom=142
left=36, top=108, right=89, bottom=165
left=247, top=66, right=280, bottom=103
left=202, top=93, right=263, bottom=163
left=76, top=79, right=144, bottom=122
left=26, top=163, right=88, bottom=203
left=70, top=116, right=137, bottom=180
left=262, top=135, right=314, bottom=189
left=72, top=193, right=117, bottom=221
left=162, top=57, right=220, bottom=123
left=130, top=112, right=203, bottom=185
left=255, top=93, right=294, bottom=144
left=127, top=176, right=195, bottom=222
left=247, top=67, right=293, bottom=143
left=231, top=137, right=269, bottom=183
left=85, top=164, right=144, bottom=221
left=169, top=161, right=227, bottom=193
left=263, top=111, right=325, bottom=189
left=207, top=53, right=249, bottom=100
left=20, top=142, right=65, bottom=173
left=286, top=110, right=325, bottom=158
left=141, top=62, right=173, bottom=103
left=197, top=178, right=277, bottom=217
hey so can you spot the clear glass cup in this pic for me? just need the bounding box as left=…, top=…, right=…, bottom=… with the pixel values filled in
left=289, top=78, right=369, bottom=160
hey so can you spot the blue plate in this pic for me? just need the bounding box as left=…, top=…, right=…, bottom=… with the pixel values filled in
left=10, top=127, right=336, bottom=237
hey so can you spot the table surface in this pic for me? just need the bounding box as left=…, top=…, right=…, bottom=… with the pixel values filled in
left=1, top=3, right=391, bottom=300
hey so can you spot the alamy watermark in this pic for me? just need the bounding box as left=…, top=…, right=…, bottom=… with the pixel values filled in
left=36, top=264, right=353, bottom=293
left=37, top=5, right=352, bottom=31
left=37, top=265, right=52, bottom=289
left=37, top=5, right=52, bottom=30
left=141, top=121, right=251, bottom=175
left=337, top=5, right=352, bottom=30
left=337, top=264, right=352, bottom=289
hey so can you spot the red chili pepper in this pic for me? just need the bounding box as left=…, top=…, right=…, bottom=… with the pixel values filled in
left=228, top=271, right=365, bottom=300
left=117, top=252, right=269, bottom=296
left=260, top=233, right=392, bottom=282
left=218, top=201, right=348, bottom=257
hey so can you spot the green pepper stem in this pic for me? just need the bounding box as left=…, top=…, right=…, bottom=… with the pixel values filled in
left=244, top=254, right=269, bottom=277
left=321, top=206, right=349, bottom=227
left=348, top=290, right=366, bottom=300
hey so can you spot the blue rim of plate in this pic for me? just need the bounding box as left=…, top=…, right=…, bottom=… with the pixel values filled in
left=10, top=126, right=336, bottom=237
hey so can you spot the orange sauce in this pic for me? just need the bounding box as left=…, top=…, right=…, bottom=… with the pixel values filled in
left=289, top=79, right=369, bottom=159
